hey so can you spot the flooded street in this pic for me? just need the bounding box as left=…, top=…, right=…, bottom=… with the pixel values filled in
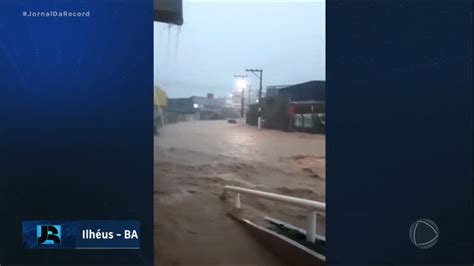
left=154, top=120, right=325, bottom=265
left=157, top=120, right=325, bottom=165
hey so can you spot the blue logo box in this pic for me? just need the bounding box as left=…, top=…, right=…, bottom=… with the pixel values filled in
left=36, top=225, right=62, bottom=245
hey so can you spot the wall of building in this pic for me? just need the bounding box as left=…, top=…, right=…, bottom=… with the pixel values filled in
left=167, top=97, right=194, bottom=113
left=262, top=94, right=291, bottom=131
left=246, top=80, right=326, bottom=133
left=191, top=96, right=225, bottom=108
left=246, top=94, right=291, bottom=131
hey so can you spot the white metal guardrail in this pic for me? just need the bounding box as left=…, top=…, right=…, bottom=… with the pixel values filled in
left=222, top=185, right=326, bottom=243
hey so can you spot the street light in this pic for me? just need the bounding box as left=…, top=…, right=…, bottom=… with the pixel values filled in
left=234, top=74, right=248, bottom=120
left=236, top=78, right=247, bottom=91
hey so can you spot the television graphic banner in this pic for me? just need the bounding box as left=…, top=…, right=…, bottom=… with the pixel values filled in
left=23, top=220, right=140, bottom=249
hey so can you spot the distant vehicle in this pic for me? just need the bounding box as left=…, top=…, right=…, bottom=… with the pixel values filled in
left=228, top=119, right=237, bottom=124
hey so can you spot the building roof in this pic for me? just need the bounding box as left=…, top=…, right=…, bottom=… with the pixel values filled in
left=154, top=0, right=183, bottom=25
left=278, top=80, right=325, bottom=102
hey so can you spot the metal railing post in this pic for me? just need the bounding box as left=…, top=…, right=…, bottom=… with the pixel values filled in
left=236, top=193, right=241, bottom=209
left=306, top=211, right=317, bottom=243
left=223, top=185, right=325, bottom=243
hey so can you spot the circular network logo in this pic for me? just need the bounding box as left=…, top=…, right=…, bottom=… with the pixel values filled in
left=409, top=218, right=439, bottom=249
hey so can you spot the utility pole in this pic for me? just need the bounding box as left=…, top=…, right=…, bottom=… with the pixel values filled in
left=234, top=74, right=247, bottom=120
left=246, top=68, right=263, bottom=128
left=248, top=85, right=251, bottom=105
left=240, top=89, right=244, bottom=118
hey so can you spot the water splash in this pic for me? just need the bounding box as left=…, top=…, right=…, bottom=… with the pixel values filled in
left=155, top=23, right=182, bottom=88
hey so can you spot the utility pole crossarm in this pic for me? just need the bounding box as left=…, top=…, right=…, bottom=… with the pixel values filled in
left=245, top=69, right=261, bottom=79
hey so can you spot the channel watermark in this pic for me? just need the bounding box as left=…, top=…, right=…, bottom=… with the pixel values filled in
left=22, top=10, right=91, bottom=18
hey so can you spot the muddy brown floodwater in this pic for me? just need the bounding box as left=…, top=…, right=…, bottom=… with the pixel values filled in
left=154, top=120, right=325, bottom=265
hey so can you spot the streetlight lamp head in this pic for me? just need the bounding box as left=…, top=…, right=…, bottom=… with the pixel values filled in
left=236, top=78, right=247, bottom=90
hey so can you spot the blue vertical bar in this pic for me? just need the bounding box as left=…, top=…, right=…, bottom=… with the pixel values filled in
left=327, top=0, right=472, bottom=264
left=0, top=0, right=153, bottom=264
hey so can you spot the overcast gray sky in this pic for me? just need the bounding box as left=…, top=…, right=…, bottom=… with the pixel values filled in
left=154, top=0, right=325, bottom=98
